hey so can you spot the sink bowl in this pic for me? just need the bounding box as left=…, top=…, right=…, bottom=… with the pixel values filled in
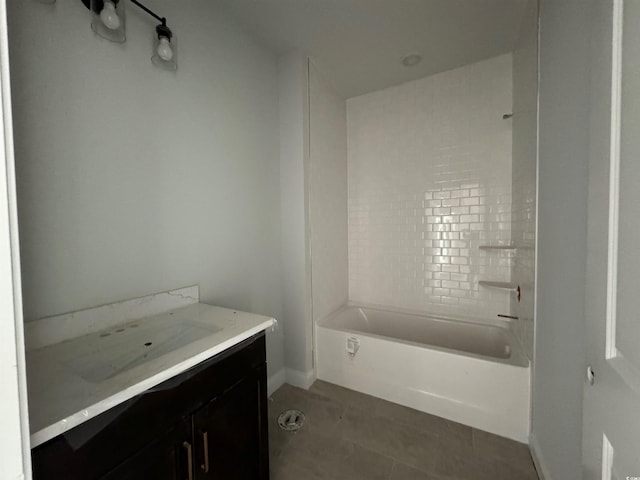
left=65, top=321, right=220, bottom=383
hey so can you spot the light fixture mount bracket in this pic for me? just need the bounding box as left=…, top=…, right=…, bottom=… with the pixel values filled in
left=81, top=0, right=119, bottom=13
left=156, top=23, right=172, bottom=40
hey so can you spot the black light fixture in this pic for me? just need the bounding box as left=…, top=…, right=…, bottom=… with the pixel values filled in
left=130, top=0, right=177, bottom=71
left=81, top=0, right=177, bottom=70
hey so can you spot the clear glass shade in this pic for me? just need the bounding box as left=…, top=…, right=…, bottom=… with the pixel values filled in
left=90, top=0, right=126, bottom=43
left=151, top=34, right=177, bottom=71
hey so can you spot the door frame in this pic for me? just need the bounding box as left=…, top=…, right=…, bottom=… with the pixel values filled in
left=0, top=1, right=32, bottom=478
left=582, top=0, right=640, bottom=477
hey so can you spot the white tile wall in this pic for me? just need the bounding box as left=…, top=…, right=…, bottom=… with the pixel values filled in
left=511, top=0, right=538, bottom=361
left=347, top=54, right=514, bottom=320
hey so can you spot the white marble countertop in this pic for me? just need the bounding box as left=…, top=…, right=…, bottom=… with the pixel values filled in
left=27, top=301, right=275, bottom=448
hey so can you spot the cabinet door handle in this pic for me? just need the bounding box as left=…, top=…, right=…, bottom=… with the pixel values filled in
left=201, top=431, right=210, bottom=473
left=183, top=441, right=194, bottom=480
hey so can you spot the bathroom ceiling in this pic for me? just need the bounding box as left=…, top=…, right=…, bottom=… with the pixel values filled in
left=217, top=0, right=530, bottom=98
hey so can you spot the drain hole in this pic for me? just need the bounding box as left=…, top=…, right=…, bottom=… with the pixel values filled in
left=144, top=342, right=152, bottom=346
left=277, top=410, right=305, bottom=432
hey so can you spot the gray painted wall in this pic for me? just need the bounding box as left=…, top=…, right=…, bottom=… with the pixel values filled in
left=277, top=53, right=314, bottom=384
left=8, top=0, right=285, bottom=377
left=308, top=62, right=348, bottom=324
left=533, top=1, right=593, bottom=478
left=511, top=0, right=538, bottom=362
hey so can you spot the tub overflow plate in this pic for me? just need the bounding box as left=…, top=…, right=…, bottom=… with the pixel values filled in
left=346, top=336, right=360, bottom=357
left=277, top=409, right=305, bottom=432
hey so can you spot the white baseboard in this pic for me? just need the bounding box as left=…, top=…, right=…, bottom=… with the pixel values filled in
left=285, top=367, right=316, bottom=390
left=529, top=432, right=551, bottom=480
left=267, top=368, right=286, bottom=396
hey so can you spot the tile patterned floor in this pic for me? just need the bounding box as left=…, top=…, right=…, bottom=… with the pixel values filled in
left=268, top=381, right=539, bottom=480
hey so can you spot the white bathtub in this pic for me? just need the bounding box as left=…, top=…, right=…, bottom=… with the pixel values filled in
left=316, top=305, right=530, bottom=442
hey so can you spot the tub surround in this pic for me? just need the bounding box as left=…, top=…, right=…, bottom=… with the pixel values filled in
left=26, top=287, right=275, bottom=448
left=347, top=54, right=514, bottom=321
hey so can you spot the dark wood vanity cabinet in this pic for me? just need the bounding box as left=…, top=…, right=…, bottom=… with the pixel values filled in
left=192, top=367, right=268, bottom=479
left=100, top=418, right=192, bottom=480
left=32, top=333, right=269, bottom=480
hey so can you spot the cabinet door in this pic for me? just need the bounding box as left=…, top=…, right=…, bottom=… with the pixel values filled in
left=193, top=366, right=269, bottom=480
left=99, top=418, right=193, bottom=480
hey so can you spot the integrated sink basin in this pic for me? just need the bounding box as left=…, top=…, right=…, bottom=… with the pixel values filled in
left=26, top=293, right=276, bottom=449
left=64, top=320, right=221, bottom=383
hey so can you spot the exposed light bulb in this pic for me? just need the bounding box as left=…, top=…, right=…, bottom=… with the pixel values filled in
left=100, top=1, right=121, bottom=30
left=157, top=36, right=173, bottom=61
